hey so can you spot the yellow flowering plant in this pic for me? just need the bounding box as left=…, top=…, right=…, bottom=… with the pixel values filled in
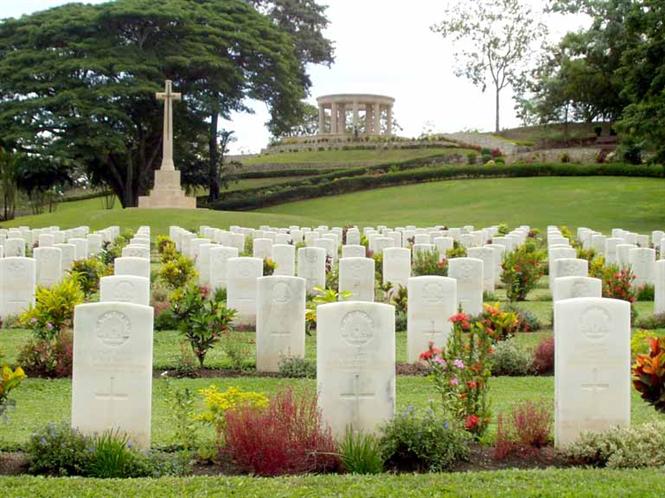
left=196, top=386, right=268, bottom=445
left=0, top=364, right=27, bottom=416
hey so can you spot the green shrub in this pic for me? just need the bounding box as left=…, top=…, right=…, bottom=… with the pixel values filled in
left=278, top=356, right=316, bottom=378
left=20, top=276, right=84, bottom=341
left=170, top=285, right=236, bottom=368
left=412, top=249, right=446, bottom=276
left=86, top=431, right=153, bottom=478
left=501, top=242, right=545, bottom=301
left=502, top=304, right=542, bottom=332
left=565, top=422, right=665, bottom=468
left=380, top=407, right=470, bottom=472
left=27, top=423, right=90, bottom=476
left=466, top=152, right=477, bottom=165
left=636, top=312, right=665, bottom=330
left=635, top=284, right=655, bottom=302
left=491, top=339, right=532, bottom=376
left=446, top=241, right=467, bottom=259
left=18, top=330, right=73, bottom=378
left=158, top=255, right=198, bottom=290
left=69, top=257, right=110, bottom=297
left=340, top=430, right=384, bottom=474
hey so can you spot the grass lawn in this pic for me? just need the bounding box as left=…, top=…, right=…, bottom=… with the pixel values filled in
left=0, top=176, right=663, bottom=236
left=240, top=147, right=470, bottom=166
left=3, top=469, right=665, bottom=497
left=259, top=176, right=665, bottom=233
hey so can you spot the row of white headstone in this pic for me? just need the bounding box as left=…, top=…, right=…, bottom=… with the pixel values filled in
left=64, top=223, right=662, bottom=451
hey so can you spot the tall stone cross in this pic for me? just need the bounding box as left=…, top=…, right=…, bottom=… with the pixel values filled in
left=156, top=80, right=181, bottom=171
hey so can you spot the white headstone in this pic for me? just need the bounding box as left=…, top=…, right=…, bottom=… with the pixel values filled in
left=54, top=243, right=76, bottom=273
left=342, top=245, right=366, bottom=258
left=0, top=257, right=36, bottom=318
left=253, top=238, right=273, bottom=260
left=553, top=258, right=588, bottom=280
left=467, top=247, right=496, bottom=292
left=297, top=247, right=326, bottom=293
left=87, top=234, right=103, bottom=256
left=448, top=257, right=483, bottom=316
left=196, top=243, right=215, bottom=286
left=317, top=301, right=395, bottom=436
left=34, top=247, right=63, bottom=288
left=226, top=257, right=262, bottom=326
left=552, top=276, right=602, bottom=303
left=256, top=276, right=306, bottom=372
left=656, top=260, right=665, bottom=314
left=339, top=257, right=375, bottom=302
left=272, top=244, right=295, bottom=276
left=100, top=275, right=150, bottom=306
left=71, top=302, right=153, bottom=448
left=382, top=247, right=411, bottom=288
left=313, top=238, right=337, bottom=262
left=114, top=257, right=150, bottom=280
left=209, top=246, right=238, bottom=290
left=407, top=276, right=457, bottom=363
left=68, top=238, right=89, bottom=260
left=554, top=297, right=630, bottom=447
left=122, top=245, right=150, bottom=260
left=629, top=247, right=656, bottom=287
left=4, top=238, right=25, bottom=258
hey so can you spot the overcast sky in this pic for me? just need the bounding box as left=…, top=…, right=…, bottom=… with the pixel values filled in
left=1, top=0, right=588, bottom=154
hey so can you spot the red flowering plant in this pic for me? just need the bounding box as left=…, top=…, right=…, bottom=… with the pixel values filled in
left=602, top=266, right=636, bottom=303
left=419, top=311, right=493, bottom=437
left=632, top=336, right=665, bottom=413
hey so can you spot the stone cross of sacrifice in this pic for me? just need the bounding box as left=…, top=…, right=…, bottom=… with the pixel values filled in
left=156, top=80, right=181, bottom=171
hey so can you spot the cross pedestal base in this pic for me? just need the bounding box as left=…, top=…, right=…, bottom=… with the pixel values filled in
left=138, top=169, right=196, bottom=209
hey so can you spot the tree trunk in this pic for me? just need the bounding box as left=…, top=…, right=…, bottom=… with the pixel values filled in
left=208, top=111, right=220, bottom=202
left=495, top=87, right=500, bottom=133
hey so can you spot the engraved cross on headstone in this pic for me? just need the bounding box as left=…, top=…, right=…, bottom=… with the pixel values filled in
left=340, top=373, right=375, bottom=422
left=156, top=80, right=181, bottom=171
left=424, top=319, right=439, bottom=341
left=581, top=368, right=609, bottom=419
left=95, top=376, right=128, bottom=425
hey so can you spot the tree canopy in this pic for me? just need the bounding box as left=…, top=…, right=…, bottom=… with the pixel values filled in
left=0, top=0, right=317, bottom=206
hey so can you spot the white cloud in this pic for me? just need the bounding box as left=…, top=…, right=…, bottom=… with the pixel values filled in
left=2, top=0, right=588, bottom=154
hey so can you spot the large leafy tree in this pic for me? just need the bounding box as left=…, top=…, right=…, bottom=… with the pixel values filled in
left=431, top=0, right=547, bottom=132
left=0, top=0, right=305, bottom=207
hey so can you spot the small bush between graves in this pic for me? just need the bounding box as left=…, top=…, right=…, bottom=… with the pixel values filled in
left=635, top=312, right=665, bottom=330
left=170, top=284, right=237, bottom=368
left=18, top=330, right=73, bottom=378
left=158, top=254, right=198, bottom=290
left=491, top=339, right=532, bottom=376
left=278, top=356, right=316, bottom=378
left=494, top=401, right=552, bottom=460
left=635, top=284, right=655, bottom=302
left=531, top=337, right=555, bottom=375
left=478, top=303, right=519, bottom=342
left=632, top=336, right=665, bottom=413
left=501, top=242, right=545, bottom=301
left=420, top=312, right=493, bottom=437
left=223, top=388, right=339, bottom=476
left=26, top=424, right=170, bottom=478
left=339, top=430, right=384, bottom=474
left=502, top=304, right=543, bottom=332
left=69, top=257, right=110, bottom=297
left=411, top=249, right=446, bottom=276
left=380, top=406, right=470, bottom=472
left=0, top=364, right=26, bottom=417
left=565, top=421, right=665, bottom=468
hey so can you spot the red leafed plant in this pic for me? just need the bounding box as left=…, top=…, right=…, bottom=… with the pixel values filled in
left=224, top=388, right=340, bottom=475
left=494, top=400, right=552, bottom=460
left=632, top=336, right=665, bottom=413
left=531, top=337, right=554, bottom=375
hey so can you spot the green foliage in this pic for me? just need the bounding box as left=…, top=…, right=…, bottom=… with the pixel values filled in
left=27, top=423, right=91, bottom=476
left=206, top=162, right=664, bottom=211
left=278, top=356, right=316, bottom=378
left=86, top=431, right=153, bottom=479
left=69, top=258, right=110, bottom=297
left=156, top=236, right=175, bottom=255
left=170, top=285, right=236, bottom=368
left=446, top=241, right=467, bottom=259
left=162, top=378, right=200, bottom=452
left=502, top=304, right=543, bottom=332
left=0, top=364, right=26, bottom=416
left=339, top=430, right=384, bottom=474
left=263, top=258, right=276, bottom=276
left=0, top=0, right=307, bottom=206
left=158, top=255, right=198, bottom=290
left=501, top=242, right=545, bottom=301
left=635, top=284, right=655, bottom=302
left=565, top=421, right=665, bottom=468
left=636, top=313, right=665, bottom=330
left=632, top=336, right=665, bottom=413
left=412, top=249, right=446, bottom=276
left=491, top=339, right=532, bottom=376
left=18, top=331, right=73, bottom=378
left=19, top=277, right=84, bottom=341
left=380, top=406, right=470, bottom=472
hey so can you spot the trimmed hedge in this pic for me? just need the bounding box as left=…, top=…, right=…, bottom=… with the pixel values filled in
left=205, top=163, right=664, bottom=211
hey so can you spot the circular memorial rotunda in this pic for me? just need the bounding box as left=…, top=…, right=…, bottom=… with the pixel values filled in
left=316, top=94, right=394, bottom=136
